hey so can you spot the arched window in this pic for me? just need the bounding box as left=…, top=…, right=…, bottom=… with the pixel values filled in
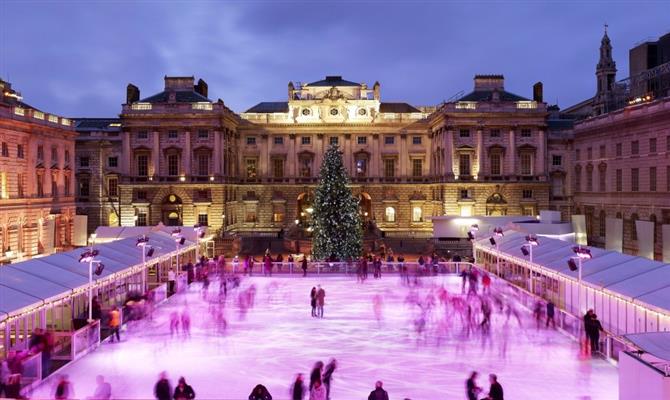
left=412, top=206, right=423, bottom=222
left=385, top=207, right=396, bottom=222
left=599, top=210, right=606, bottom=238
left=630, top=213, right=639, bottom=241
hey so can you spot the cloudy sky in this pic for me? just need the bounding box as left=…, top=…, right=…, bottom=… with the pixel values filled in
left=2, top=1, right=669, bottom=117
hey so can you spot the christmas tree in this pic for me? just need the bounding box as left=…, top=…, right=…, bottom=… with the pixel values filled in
left=312, top=144, right=363, bottom=260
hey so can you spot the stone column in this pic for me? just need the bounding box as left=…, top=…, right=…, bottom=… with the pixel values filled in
left=151, top=131, right=160, bottom=177
left=315, top=134, right=323, bottom=172
left=213, top=130, right=222, bottom=175
left=444, top=128, right=454, bottom=178
left=476, top=127, right=484, bottom=180
left=537, top=129, right=546, bottom=178
left=508, top=128, right=516, bottom=178
left=183, top=131, right=191, bottom=176
left=122, top=131, right=132, bottom=174
left=399, top=133, right=407, bottom=177
left=344, top=134, right=352, bottom=175
left=288, top=134, right=296, bottom=177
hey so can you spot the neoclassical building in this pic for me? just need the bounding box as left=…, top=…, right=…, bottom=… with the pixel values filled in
left=87, top=74, right=553, bottom=245
left=0, top=78, right=77, bottom=261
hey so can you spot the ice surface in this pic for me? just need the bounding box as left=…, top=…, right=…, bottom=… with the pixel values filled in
left=30, top=275, right=618, bottom=399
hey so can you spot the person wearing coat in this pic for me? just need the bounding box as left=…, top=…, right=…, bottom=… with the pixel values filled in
left=308, top=380, right=326, bottom=400
left=367, top=381, right=389, bottom=400
left=248, top=384, right=272, bottom=400
left=290, top=374, right=306, bottom=400
left=301, top=257, right=308, bottom=277
left=173, top=377, right=195, bottom=400
left=154, top=372, right=172, bottom=400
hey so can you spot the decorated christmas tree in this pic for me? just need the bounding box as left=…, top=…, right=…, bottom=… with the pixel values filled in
left=312, top=145, right=363, bottom=260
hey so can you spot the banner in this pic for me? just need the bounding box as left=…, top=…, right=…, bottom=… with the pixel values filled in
left=571, top=215, right=587, bottom=245
left=635, top=220, right=654, bottom=260
left=73, top=215, right=89, bottom=247
left=605, top=218, right=623, bottom=252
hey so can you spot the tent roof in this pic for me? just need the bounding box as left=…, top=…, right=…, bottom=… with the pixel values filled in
left=624, top=332, right=670, bottom=362
left=0, top=285, right=42, bottom=317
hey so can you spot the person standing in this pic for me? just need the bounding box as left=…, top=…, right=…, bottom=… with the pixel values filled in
left=108, top=306, right=120, bottom=343
left=309, top=361, right=324, bottom=390
left=290, top=374, right=306, bottom=400
left=54, top=374, right=73, bottom=400
left=154, top=372, right=172, bottom=400
left=322, top=358, right=337, bottom=400
left=248, top=384, right=272, bottom=400
left=173, top=377, right=195, bottom=400
left=310, top=287, right=317, bottom=317
left=309, top=380, right=326, bottom=400
left=367, top=381, right=389, bottom=400
left=546, top=300, right=556, bottom=329
left=301, top=256, right=308, bottom=277
left=91, top=375, right=112, bottom=400
left=486, top=374, right=504, bottom=400
left=168, top=268, right=176, bottom=295
left=466, top=371, right=481, bottom=400
left=264, top=255, right=273, bottom=276
left=316, top=285, right=326, bottom=318
left=587, top=313, right=605, bottom=355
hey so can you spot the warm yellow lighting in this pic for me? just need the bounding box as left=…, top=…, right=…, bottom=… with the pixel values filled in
left=516, top=101, right=538, bottom=109
left=209, top=176, right=215, bottom=181
left=455, top=101, right=477, bottom=110
left=294, top=219, right=300, bottom=225
left=48, top=115, right=58, bottom=123
left=306, top=207, right=314, bottom=214
left=33, top=111, right=44, bottom=120
left=131, top=103, right=152, bottom=111
left=179, top=176, right=186, bottom=182
left=460, top=205, right=473, bottom=217
left=192, top=102, right=213, bottom=110
left=14, top=107, right=25, bottom=116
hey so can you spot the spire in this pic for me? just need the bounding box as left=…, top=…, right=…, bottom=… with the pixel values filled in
left=598, top=24, right=614, bottom=69
left=593, top=25, right=617, bottom=115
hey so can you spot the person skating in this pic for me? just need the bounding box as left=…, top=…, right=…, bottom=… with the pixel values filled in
left=290, top=374, right=306, bottom=400
left=322, top=358, right=337, bottom=399
left=108, top=306, right=120, bottom=343
left=546, top=300, right=556, bottom=329
left=173, top=377, right=195, bottom=400
left=309, top=380, right=326, bottom=400
left=587, top=313, right=605, bottom=354
left=309, top=361, right=324, bottom=390
left=367, top=381, right=389, bottom=400
left=88, top=375, right=112, bottom=400
left=168, top=269, right=176, bottom=295
left=302, top=256, right=308, bottom=277
left=484, top=374, right=504, bottom=400
left=154, top=372, right=172, bottom=400
left=316, top=285, right=326, bottom=318
left=310, top=287, right=317, bottom=317
left=465, top=371, right=481, bottom=400
left=248, top=384, right=272, bottom=400
left=54, top=374, right=73, bottom=400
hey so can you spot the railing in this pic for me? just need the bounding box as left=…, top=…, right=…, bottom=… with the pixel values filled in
left=52, top=320, right=101, bottom=361
left=222, top=260, right=470, bottom=275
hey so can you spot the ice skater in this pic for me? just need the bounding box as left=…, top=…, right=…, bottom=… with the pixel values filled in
left=154, top=372, right=172, bottom=400
left=322, top=358, right=337, bottom=400
left=108, top=306, right=120, bottom=343
left=169, top=311, right=180, bottom=338
left=181, top=309, right=191, bottom=338
left=309, top=361, right=324, bottom=390
left=310, top=287, right=317, bottom=317
left=372, top=294, right=384, bottom=327
left=290, top=373, right=306, bottom=400
left=546, top=300, right=556, bottom=329
left=316, top=285, right=325, bottom=318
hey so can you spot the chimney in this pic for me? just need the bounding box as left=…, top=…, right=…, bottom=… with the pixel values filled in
left=194, top=79, right=208, bottom=98
left=288, top=81, right=295, bottom=100
left=533, top=82, right=543, bottom=103
left=373, top=81, right=381, bottom=100
left=164, top=76, right=195, bottom=90
left=474, top=75, right=504, bottom=91
left=126, top=84, right=140, bottom=104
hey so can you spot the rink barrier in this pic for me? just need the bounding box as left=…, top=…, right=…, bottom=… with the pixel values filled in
left=221, top=260, right=469, bottom=275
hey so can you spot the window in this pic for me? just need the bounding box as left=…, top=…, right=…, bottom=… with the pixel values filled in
left=412, top=136, right=422, bottom=145
left=64, top=150, right=70, bottom=163
left=551, top=177, right=564, bottom=197
left=37, top=175, right=44, bottom=197
left=650, top=167, right=657, bottom=191
left=599, top=145, right=606, bottom=158
left=384, top=136, right=395, bottom=145
left=17, top=145, right=24, bottom=159
left=198, top=213, right=209, bottom=226
left=458, top=154, right=471, bottom=176
left=37, top=145, right=44, bottom=161
left=357, top=136, right=367, bottom=145
left=631, top=214, right=639, bottom=241
left=355, top=157, right=367, bottom=177
left=78, top=177, right=88, bottom=197
left=616, top=143, right=622, bottom=157
left=79, top=156, right=89, bottom=167
left=167, top=154, right=179, bottom=176
left=108, top=177, right=118, bottom=197
left=586, top=167, right=593, bottom=191
left=552, top=155, right=562, bottom=166
left=412, top=159, right=423, bottom=177
left=17, top=173, right=24, bottom=198
left=246, top=136, right=256, bottom=145
left=329, top=137, right=339, bottom=146
left=137, top=130, right=148, bottom=139
left=599, top=168, right=606, bottom=192
left=51, top=175, right=58, bottom=197
left=599, top=211, right=606, bottom=238
left=490, top=129, right=501, bottom=138
left=616, top=169, right=622, bottom=192
left=1, top=143, right=8, bottom=157
left=0, top=173, right=6, bottom=199
left=490, top=153, right=501, bottom=175
left=385, top=207, right=396, bottom=222
left=51, top=147, right=58, bottom=163
left=459, top=129, right=470, bottom=138
left=245, top=211, right=257, bottom=223
left=383, top=158, right=395, bottom=178
left=137, top=154, right=148, bottom=176
left=522, top=189, right=533, bottom=199
left=460, top=189, right=472, bottom=199
left=272, top=158, right=284, bottom=178
left=108, top=156, right=118, bottom=168
left=631, top=140, right=639, bottom=155
left=197, top=129, right=209, bottom=139
left=301, top=136, right=311, bottom=145
left=168, top=130, right=179, bottom=139
left=137, top=212, right=147, bottom=227
left=521, top=129, right=531, bottom=138
left=631, top=168, right=639, bottom=192
left=520, top=153, right=533, bottom=175
left=575, top=149, right=580, bottom=161
left=412, top=206, right=423, bottom=222
left=136, top=190, right=147, bottom=200
left=246, top=159, right=257, bottom=178
left=197, top=153, right=209, bottom=176
left=274, top=137, right=284, bottom=145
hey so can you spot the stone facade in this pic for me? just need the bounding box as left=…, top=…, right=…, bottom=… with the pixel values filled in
left=0, top=78, right=76, bottom=261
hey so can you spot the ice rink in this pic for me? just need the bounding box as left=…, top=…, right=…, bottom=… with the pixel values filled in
left=31, top=274, right=618, bottom=399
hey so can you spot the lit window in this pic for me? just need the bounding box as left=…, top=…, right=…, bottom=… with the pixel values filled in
left=273, top=159, right=284, bottom=178
left=412, top=159, right=423, bottom=177
left=131, top=103, right=152, bottom=110
left=516, top=101, right=537, bottom=109
left=412, top=206, right=422, bottom=222
left=383, top=159, right=395, bottom=178
left=522, top=189, right=533, bottom=199
left=490, top=153, right=501, bottom=175
left=33, top=111, right=44, bottom=120
left=48, top=115, right=58, bottom=123
left=167, top=154, right=179, bottom=176
left=61, top=118, right=71, bottom=126
left=246, top=159, right=257, bottom=178
left=520, top=153, right=533, bottom=175
left=0, top=172, right=7, bottom=199
left=192, top=102, right=213, bottom=110
left=198, top=213, right=209, bottom=226
left=14, top=107, right=25, bottom=116
left=455, top=102, right=476, bottom=110
left=273, top=212, right=284, bottom=223
left=385, top=207, right=396, bottom=222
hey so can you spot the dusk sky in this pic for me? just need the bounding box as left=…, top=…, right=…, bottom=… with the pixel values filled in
left=2, top=1, right=669, bottom=117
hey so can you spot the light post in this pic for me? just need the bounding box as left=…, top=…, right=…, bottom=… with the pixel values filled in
left=136, top=235, right=153, bottom=292
left=79, top=244, right=104, bottom=323
left=194, top=224, right=205, bottom=263
left=568, top=245, right=592, bottom=313
left=467, top=224, right=478, bottom=269
left=172, top=228, right=185, bottom=275
left=520, top=235, right=539, bottom=293
left=489, top=227, right=504, bottom=276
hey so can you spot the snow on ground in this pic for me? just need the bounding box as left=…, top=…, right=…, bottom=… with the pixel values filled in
left=30, top=275, right=618, bottom=399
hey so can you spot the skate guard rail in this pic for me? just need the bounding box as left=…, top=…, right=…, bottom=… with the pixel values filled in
left=222, top=260, right=470, bottom=275
left=52, top=320, right=100, bottom=361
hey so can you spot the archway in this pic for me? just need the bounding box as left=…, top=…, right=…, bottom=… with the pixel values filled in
left=486, top=192, right=507, bottom=216
left=161, top=194, right=183, bottom=226
left=296, top=192, right=314, bottom=230
left=358, top=192, right=372, bottom=223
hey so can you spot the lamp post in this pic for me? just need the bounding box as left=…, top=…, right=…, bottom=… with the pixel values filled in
left=490, top=227, right=504, bottom=276
left=79, top=243, right=104, bottom=323
left=569, top=245, right=592, bottom=313
left=136, top=235, right=150, bottom=292
left=521, top=235, right=539, bottom=293
left=172, top=228, right=185, bottom=275
left=467, top=224, right=478, bottom=265
left=194, top=224, right=205, bottom=263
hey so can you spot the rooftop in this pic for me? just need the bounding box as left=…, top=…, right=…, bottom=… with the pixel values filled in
left=305, top=76, right=361, bottom=87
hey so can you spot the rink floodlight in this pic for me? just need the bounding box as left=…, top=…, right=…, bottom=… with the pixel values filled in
left=520, top=246, right=530, bottom=256
left=470, top=224, right=479, bottom=231
left=567, top=258, right=578, bottom=271
left=467, top=231, right=475, bottom=241
left=493, top=227, right=504, bottom=237
left=572, top=246, right=592, bottom=259
left=525, top=235, right=539, bottom=246
left=94, top=263, right=105, bottom=276
left=136, top=235, right=149, bottom=247
left=489, top=237, right=496, bottom=246
left=178, top=237, right=186, bottom=245
left=146, top=247, right=155, bottom=257
left=171, top=228, right=182, bottom=237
